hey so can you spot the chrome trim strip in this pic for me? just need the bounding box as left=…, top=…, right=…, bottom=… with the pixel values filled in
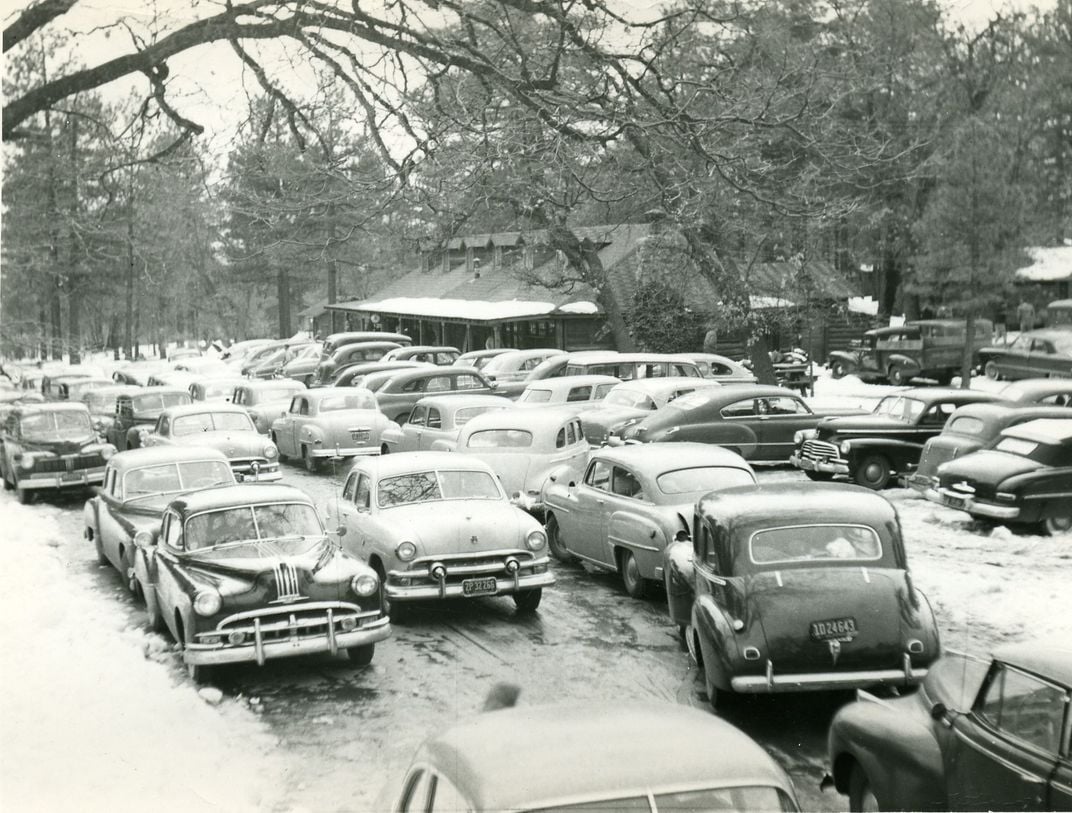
left=216, top=600, right=367, bottom=626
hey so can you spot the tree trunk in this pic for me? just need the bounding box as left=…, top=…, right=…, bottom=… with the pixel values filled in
left=326, top=203, right=338, bottom=336
left=125, top=173, right=135, bottom=359
left=961, top=311, right=976, bottom=389
left=66, top=114, right=81, bottom=365
left=68, top=286, right=81, bottom=364
left=277, top=267, right=291, bottom=337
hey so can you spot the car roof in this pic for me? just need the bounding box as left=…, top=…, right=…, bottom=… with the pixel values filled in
left=414, top=394, right=514, bottom=410
left=422, top=702, right=792, bottom=810
left=235, top=379, right=306, bottom=391
left=461, top=405, right=582, bottom=431
left=894, top=387, right=999, bottom=404
left=1000, top=379, right=1072, bottom=397
left=1019, top=327, right=1072, bottom=341
left=993, top=640, right=1072, bottom=685
left=13, top=401, right=91, bottom=415
left=161, top=402, right=250, bottom=417
left=608, top=377, right=721, bottom=396
left=1001, top=418, right=1072, bottom=444
left=170, top=484, right=313, bottom=514
left=106, top=446, right=231, bottom=471
left=352, top=451, right=494, bottom=478
left=301, top=386, right=376, bottom=401
left=697, top=482, right=897, bottom=526
left=128, top=387, right=190, bottom=398
left=385, top=366, right=482, bottom=384
left=948, top=402, right=1072, bottom=425
left=564, top=352, right=696, bottom=363
left=592, top=442, right=750, bottom=471
left=391, top=345, right=458, bottom=353
left=524, top=374, right=621, bottom=390
left=674, top=384, right=804, bottom=406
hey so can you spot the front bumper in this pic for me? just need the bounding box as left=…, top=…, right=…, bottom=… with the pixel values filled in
left=19, top=467, right=105, bottom=490
left=311, top=445, right=380, bottom=459
left=386, top=570, right=555, bottom=601
left=789, top=453, right=849, bottom=476
left=731, top=665, right=929, bottom=693
left=907, top=474, right=940, bottom=501
left=232, top=461, right=282, bottom=482
left=936, top=487, right=1019, bottom=519
left=187, top=605, right=390, bottom=666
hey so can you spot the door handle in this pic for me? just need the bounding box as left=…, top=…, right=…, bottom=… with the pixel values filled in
left=596, top=498, right=605, bottom=505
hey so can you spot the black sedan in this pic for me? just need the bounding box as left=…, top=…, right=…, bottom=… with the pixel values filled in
left=664, top=483, right=940, bottom=708
left=826, top=640, right=1071, bottom=811
left=619, top=385, right=863, bottom=462
left=935, top=417, right=1072, bottom=535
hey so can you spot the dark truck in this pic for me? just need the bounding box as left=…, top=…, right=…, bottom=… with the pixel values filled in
left=828, top=319, right=993, bottom=386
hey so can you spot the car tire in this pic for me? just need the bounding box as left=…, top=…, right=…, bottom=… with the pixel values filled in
left=849, top=764, right=879, bottom=812
left=2, top=466, right=12, bottom=491
left=15, top=476, right=34, bottom=505
left=1042, top=514, right=1072, bottom=536
left=984, top=361, right=1001, bottom=380
left=302, top=446, right=319, bottom=473
left=545, top=514, right=574, bottom=563
left=347, top=644, right=375, bottom=667
left=619, top=549, right=647, bottom=599
left=804, top=470, right=835, bottom=482
left=831, top=360, right=849, bottom=379
left=854, top=455, right=891, bottom=490
left=887, top=365, right=908, bottom=386
left=513, top=588, right=543, bottom=613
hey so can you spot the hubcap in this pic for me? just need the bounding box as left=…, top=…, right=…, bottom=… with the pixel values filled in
left=624, top=555, right=639, bottom=588
left=865, top=463, right=883, bottom=482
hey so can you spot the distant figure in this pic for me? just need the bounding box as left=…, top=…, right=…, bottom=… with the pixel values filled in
left=703, top=328, right=718, bottom=354
left=1017, top=300, right=1036, bottom=333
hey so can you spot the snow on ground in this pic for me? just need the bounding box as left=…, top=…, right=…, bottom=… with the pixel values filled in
left=0, top=500, right=288, bottom=813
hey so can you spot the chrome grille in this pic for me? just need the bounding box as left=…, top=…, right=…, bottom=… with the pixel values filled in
left=801, top=439, right=839, bottom=462
left=402, top=551, right=537, bottom=586
left=207, top=602, right=382, bottom=644
left=273, top=562, right=303, bottom=603
left=35, top=453, right=104, bottom=474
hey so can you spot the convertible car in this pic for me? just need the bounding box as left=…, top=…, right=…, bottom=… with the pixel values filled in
left=132, top=484, right=390, bottom=680
left=542, top=443, right=755, bottom=598
left=825, top=640, right=1071, bottom=811
left=270, top=387, right=397, bottom=471
left=664, top=483, right=940, bottom=707
left=331, top=452, right=554, bottom=613
left=621, top=385, right=864, bottom=462
left=142, top=403, right=281, bottom=481
left=379, top=393, right=513, bottom=453
left=83, top=446, right=236, bottom=590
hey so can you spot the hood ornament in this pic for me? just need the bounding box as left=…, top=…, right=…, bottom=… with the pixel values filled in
left=829, top=639, right=841, bottom=666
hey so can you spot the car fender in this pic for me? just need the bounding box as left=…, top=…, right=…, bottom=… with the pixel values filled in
left=827, top=350, right=860, bottom=369
left=380, top=422, right=403, bottom=448
left=298, top=424, right=325, bottom=448
left=126, top=426, right=144, bottom=449
left=887, top=354, right=922, bottom=375
left=429, top=438, right=457, bottom=452
left=606, top=508, right=666, bottom=579
left=664, top=540, right=695, bottom=628
left=844, top=437, right=925, bottom=470
left=692, top=593, right=740, bottom=691
left=828, top=697, right=947, bottom=810
left=83, top=496, right=100, bottom=539
left=689, top=421, right=757, bottom=457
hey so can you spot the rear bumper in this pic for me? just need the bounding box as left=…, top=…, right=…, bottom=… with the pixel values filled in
left=20, top=468, right=105, bottom=490
left=187, top=614, right=390, bottom=666
left=731, top=666, right=928, bottom=693
left=789, top=454, right=849, bottom=475
left=936, top=488, right=1019, bottom=519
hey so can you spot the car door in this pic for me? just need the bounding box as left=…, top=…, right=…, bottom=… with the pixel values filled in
left=689, top=397, right=759, bottom=456
left=564, top=458, right=613, bottom=562
left=337, top=472, right=373, bottom=549
left=998, top=335, right=1034, bottom=379
left=151, top=511, right=189, bottom=642
left=97, top=468, right=130, bottom=573
left=274, top=396, right=302, bottom=456
left=421, top=407, right=444, bottom=451
left=754, top=395, right=815, bottom=460
left=401, top=405, right=427, bottom=452
left=946, top=660, right=1065, bottom=810
left=603, top=464, right=660, bottom=573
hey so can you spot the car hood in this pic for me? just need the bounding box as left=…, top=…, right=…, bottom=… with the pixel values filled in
left=743, top=567, right=916, bottom=674
left=938, top=450, right=1043, bottom=487
left=19, top=434, right=100, bottom=454
left=817, top=415, right=912, bottom=437
left=184, top=536, right=367, bottom=590
left=172, top=430, right=265, bottom=454
left=381, top=500, right=526, bottom=553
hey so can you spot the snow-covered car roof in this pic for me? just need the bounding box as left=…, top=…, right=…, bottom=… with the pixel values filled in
left=606, top=376, right=721, bottom=398
left=170, top=484, right=314, bottom=516
left=593, top=441, right=750, bottom=473
left=350, top=450, right=495, bottom=479
left=1001, top=418, right=1072, bottom=445
left=104, top=445, right=231, bottom=473
left=697, top=482, right=899, bottom=531
left=992, top=640, right=1072, bottom=685
left=234, top=379, right=307, bottom=393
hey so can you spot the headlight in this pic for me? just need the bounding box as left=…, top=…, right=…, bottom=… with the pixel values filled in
left=133, top=530, right=153, bottom=547
left=396, top=541, right=417, bottom=561
left=526, top=529, right=547, bottom=551
left=839, top=441, right=852, bottom=455
left=351, top=573, right=378, bottom=596
left=263, top=443, right=278, bottom=458
left=101, top=445, right=117, bottom=460
left=18, top=453, right=38, bottom=470
left=794, top=429, right=816, bottom=445
left=193, top=590, right=222, bottom=616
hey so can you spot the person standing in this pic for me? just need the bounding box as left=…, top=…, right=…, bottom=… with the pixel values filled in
left=1016, top=300, right=1036, bottom=333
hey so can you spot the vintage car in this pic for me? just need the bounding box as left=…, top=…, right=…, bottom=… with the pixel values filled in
left=979, top=327, right=1072, bottom=381
left=270, top=387, right=397, bottom=471
left=543, top=443, right=756, bottom=598
left=80, top=384, right=141, bottom=439
left=245, top=341, right=320, bottom=380
left=41, top=371, right=95, bottom=400
left=84, top=446, right=236, bottom=589
left=313, top=341, right=405, bottom=385
left=230, top=378, right=307, bottom=434
left=372, top=366, right=500, bottom=424
left=384, top=699, right=800, bottom=812
left=188, top=376, right=247, bottom=403
left=217, top=338, right=274, bottom=363
left=166, top=346, right=201, bottom=362
left=171, top=357, right=233, bottom=379
left=332, top=360, right=430, bottom=388
left=997, top=377, right=1072, bottom=406
left=146, top=370, right=197, bottom=390
left=580, top=377, right=722, bottom=445
left=664, top=483, right=940, bottom=707
left=684, top=352, right=758, bottom=384
left=111, top=360, right=170, bottom=386
left=331, top=452, right=554, bottom=612
left=141, top=403, right=282, bottom=481
left=238, top=339, right=298, bottom=376
left=907, top=402, right=1072, bottom=498
left=317, top=330, right=412, bottom=361
left=380, top=345, right=461, bottom=366
left=790, top=388, right=1000, bottom=489
left=106, top=387, right=192, bottom=450
left=380, top=394, right=514, bottom=453
left=0, top=402, right=116, bottom=503
left=479, top=348, right=567, bottom=384
left=515, top=374, right=621, bottom=410
left=620, top=385, right=864, bottom=463
left=443, top=406, right=589, bottom=510
left=56, top=377, right=116, bottom=401
left=825, top=640, right=1071, bottom=811
left=934, top=418, right=1072, bottom=535
left=828, top=319, right=993, bottom=385
left=132, top=484, right=391, bottom=680
left=279, top=342, right=327, bottom=386
left=452, top=348, right=512, bottom=370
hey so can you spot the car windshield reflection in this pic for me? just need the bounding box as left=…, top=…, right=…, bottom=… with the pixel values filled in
left=185, top=503, right=322, bottom=550
left=123, top=461, right=234, bottom=500
left=873, top=396, right=925, bottom=422
left=377, top=469, right=501, bottom=507
left=21, top=411, right=93, bottom=440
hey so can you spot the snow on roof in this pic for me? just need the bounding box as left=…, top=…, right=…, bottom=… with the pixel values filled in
left=750, top=295, right=796, bottom=309
left=848, top=296, right=879, bottom=316
left=361, top=297, right=558, bottom=321
left=1015, top=246, right=1072, bottom=282
left=557, top=301, right=600, bottom=314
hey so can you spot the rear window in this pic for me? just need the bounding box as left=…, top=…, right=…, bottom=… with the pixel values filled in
left=455, top=406, right=503, bottom=426
left=948, top=416, right=985, bottom=435
left=995, top=437, right=1037, bottom=457
left=467, top=429, right=533, bottom=448
left=656, top=466, right=756, bottom=495
left=520, top=388, right=553, bottom=404
left=318, top=394, right=376, bottom=412
left=670, top=391, right=713, bottom=411
left=750, top=524, right=882, bottom=565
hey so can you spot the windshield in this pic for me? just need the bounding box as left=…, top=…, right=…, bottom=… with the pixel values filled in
left=123, top=460, right=234, bottom=500
left=85, top=392, right=121, bottom=411
left=185, top=503, right=322, bottom=550
left=20, top=410, right=93, bottom=440
left=467, top=429, right=533, bottom=448
left=377, top=469, right=501, bottom=507
left=750, top=524, right=882, bottom=565
left=318, top=393, right=376, bottom=412
left=535, top=785, right=794, bottom=813
left=604, top=389, right=656, bottom=410
left=873, top=396, right=926, bottom=422
left=134, top=392, right=189, bottom=412
left=254, top=387, right=302, bottom=403
left=657, top=466, right=756, bottom=496
left=172, top=412, right=254, bottom=436
left=947, top=416, right=985, bottom=436
left=519, top=388, right=553, bottom=403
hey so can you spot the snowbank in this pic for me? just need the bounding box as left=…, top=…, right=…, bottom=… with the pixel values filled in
left=0, top=500, right=286, bottom=813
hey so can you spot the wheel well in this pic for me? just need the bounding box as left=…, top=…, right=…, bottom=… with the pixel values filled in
left=691, top=628, right=705, bottom=667
left=832, top=752, right=858, bottom=794
left=174, top=612, right=185, bottom=642
left=369, top=555, right=386, bottom=579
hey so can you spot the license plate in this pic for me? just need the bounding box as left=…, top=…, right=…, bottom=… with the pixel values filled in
left=462, top=577, right=497, bottom=597
left=942, top=493, right=967, bottom=510
left=810, top=617, right=858, bottom=641
left=62, top=471, right=86, bottom=483
left=350, top=429, right=370, bottom=442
